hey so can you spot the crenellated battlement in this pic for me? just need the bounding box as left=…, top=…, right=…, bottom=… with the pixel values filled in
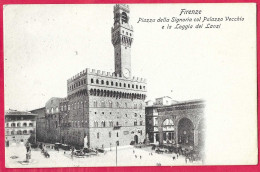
left=67, top=68, right=147, bottom=83
left=114, top=4, right=130, bottom=12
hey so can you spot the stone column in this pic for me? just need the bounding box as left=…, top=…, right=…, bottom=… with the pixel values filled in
left=158, top=127, right=163, bottom=145
left=153, top=133, right=156, bottom=143
left=194, top=129, right=199, bottom=146
left=175, top=126, right=178, bottom=144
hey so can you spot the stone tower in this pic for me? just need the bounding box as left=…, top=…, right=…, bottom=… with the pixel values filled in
left=111, top=4, right=133, bottom=79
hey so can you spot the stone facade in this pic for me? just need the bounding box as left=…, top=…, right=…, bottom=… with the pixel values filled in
left=5, top=110, right=37, bottom=146
left=30, top=107, right=45, bottom=143
left=31, top=4, right=147, bottom=149
left=146, top=99, right=205, bottom=148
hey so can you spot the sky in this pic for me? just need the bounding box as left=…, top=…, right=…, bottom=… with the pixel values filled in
left=3, top=4, right=214, bottom=111
left=3, top=4, right=258, bottom=164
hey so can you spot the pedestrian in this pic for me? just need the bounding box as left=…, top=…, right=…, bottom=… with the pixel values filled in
left=172, top=156, right=175, bottom=161
left=135, top=155, right=137, bottom=158
left=151, top=153, right=153, bottom=156
left=185, top=157, right=187, bottom=164
left=140, top=156, right=142, bottom=159
left=177, top=154, right=179, bottom=158
left=133, top=150, right=135, bottom=154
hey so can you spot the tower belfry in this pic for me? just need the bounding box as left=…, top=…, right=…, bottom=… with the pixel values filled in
left=111, top=4, right=133, bottom=79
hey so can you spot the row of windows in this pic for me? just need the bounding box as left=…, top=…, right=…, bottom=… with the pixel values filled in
left=94, top=120, right=143, bottom=128
left=46, top=107, right=59, bottom=114
left=90, top=78, right=145, bottom=90
left=61, top=101, right=143, bottom=111
left=68, top=79, right=86, bottom=91
left=93, top=100, right=142, bottom=109
left=6, top=123, right=34, bottom=127
left=97, top=131, right=119, bottom=139
left=90, top=89, right=146, bottom=100
left=6, top=130, right=34, bottom=135
left=60, top=119, right=143, bottom=128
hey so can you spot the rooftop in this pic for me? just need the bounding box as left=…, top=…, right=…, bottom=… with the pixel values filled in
left=67, top=68, right=146, bottom=84
left=5, top=109, right=37, bottom=116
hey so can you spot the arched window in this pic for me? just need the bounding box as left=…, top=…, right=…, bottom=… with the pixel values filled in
left=11, top=131, right=15, bottom=135
left=17, top=130, right=22, bottom=135
left=23, top=123, right=27, bottom=127
left=56, top=107, right=59, bottom=112
left=116, top=102, right=120, bottom=108
left=30, top=130, right=34, bottom=134
left=111, top=81, right=114, bottom=86
left=116, top=82, right=118, bottom=86
left=94, top=121, right=98, bottom=127
left=109, top=101, right=112, bottom=108
left=101, top=121, right=106, bottom=127
left=119, top=83, right=122, bottom=87
left=11, top=123, right=16, bottom=127
left=29, top=123, right=33, bottom=127
left=23, top=130, right=27, bottom=134
left=101, top=80, right=104, bottom=84
left=121, top=12, right=128, bottom=24
left=93, top=101, right=97, bottom=107
left=91, top=78, right=94, bottom=83
left=17, top=123, right=21, bottom=127
left=109, top=121, right=113, bottom=127
left=106, top=81, right=109, bottom=85
left=134, top=120, right=137, bottom=126
left=128, top=84, right=130, bottom=88
left=132, top=84, right=134, bottom=88
left=101, top=101, right=105, bottom=108
left=124, top=83, right=126, bottom=87
left=136, top=85, right=138, bottom=89
left=96, top=79, right=99, bottom=84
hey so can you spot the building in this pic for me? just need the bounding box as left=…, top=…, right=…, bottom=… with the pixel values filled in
left=146, top=98, right=205, bottom=149
left=155, top=96, right=176, bottom=106
left=30, top=107, right=46, bottom=143
left=5, top=109, right=37, bottom=146
left=145, top=96, right=176, bottom=144
left=31, top=4, right=147, bottom=149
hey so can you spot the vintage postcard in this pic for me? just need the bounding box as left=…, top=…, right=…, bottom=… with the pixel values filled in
left=3, top=3, right=257, bottom=167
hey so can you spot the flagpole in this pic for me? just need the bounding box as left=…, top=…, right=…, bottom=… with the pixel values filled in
left=116, top=142, right=117, bottom=166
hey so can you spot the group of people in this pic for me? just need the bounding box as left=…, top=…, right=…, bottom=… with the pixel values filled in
left=39, top=143, right=50, bottom=158
left=133, top=149, right=142, bottom=159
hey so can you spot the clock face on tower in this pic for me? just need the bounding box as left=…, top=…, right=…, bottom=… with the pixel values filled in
left=123, top=68, right=130, bottom=78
